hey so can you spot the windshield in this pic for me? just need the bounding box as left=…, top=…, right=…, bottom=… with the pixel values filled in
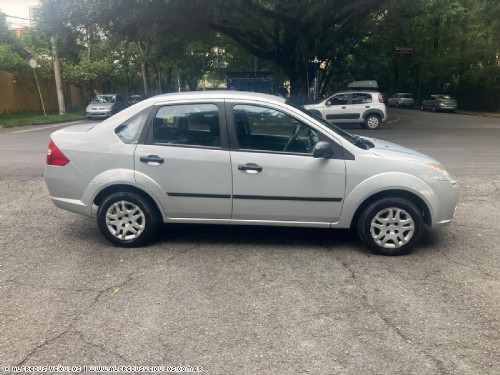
left=295, top=105, right=359, bottom=146
left=91, top=95, right=115, bottom=104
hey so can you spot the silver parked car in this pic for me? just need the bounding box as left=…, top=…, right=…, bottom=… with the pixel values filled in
left=421, top=94, right=458, bottom=113
left=387, top=93, right=415, bottom=108
left=45, top=91, right=459, bottom=255
left=86, top=94, right=127, bottom=120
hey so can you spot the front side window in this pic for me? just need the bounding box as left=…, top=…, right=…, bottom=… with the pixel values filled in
left=233, top=104, right=318, bottom=154
left=152, top=104, right=220, bottom=147
left=329, top=94, right=349, bottom=106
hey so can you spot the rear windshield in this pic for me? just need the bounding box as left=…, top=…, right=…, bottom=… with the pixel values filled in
left=438, top=95, right=454, bottom=100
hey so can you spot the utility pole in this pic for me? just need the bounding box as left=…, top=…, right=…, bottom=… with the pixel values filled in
left=50, top=36, right=66, bottom=115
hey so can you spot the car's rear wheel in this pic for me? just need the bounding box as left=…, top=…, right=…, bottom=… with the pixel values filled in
left=357, top=197, right=423, bottom=256
left=363, top=114, right=381, bottom=130
left=97, top=192, right=159, bottom=247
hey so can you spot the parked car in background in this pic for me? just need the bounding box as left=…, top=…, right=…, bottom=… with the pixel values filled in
left=388, top=93, right=415, bottom=108
left=421, top=95, right=458, bottom=113
left=86, top=94, right=127, bottom=120
left=45, top=90, right=459, bottom=256
left=304, top=81, right=388, bottom=129
left=127, top=94, right=147, bottom=106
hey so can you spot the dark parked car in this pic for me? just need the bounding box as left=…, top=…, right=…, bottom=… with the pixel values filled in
left=421, top=95, right=458, bottom=113
left=127, top=95, right=147, bottom=106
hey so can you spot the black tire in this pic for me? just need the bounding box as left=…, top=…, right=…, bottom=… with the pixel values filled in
left=97, top=192, right=159, bottom=247
left=357, top=197, right=423, bottom=256
left=363, top=114, right=381, bottom=130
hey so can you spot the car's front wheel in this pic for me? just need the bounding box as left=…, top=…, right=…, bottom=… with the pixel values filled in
left=357, top=197, right=423, bottom=256
left=97, top=192, right=159, bottom=247
left=363, top=114, right=381, bottom=130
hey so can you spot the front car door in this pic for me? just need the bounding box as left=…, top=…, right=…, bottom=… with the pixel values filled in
left=227, top=101, right=346, bottom=223
left=322, top=93, right=352, bottom=123
left=135, top=101, right=232, bottom=219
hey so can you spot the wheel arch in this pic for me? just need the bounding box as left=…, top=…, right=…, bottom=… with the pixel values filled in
left=93, top=184, right=163, bottom=220
left=362, top=109, right=384, bottom=120
left=350, top=189, right=432, bottom=229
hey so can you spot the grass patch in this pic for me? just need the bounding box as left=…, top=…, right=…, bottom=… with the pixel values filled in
left=0, top=109, right=85, bottom=128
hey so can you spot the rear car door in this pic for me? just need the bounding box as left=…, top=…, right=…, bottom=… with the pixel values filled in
left=135, top=101, right=232, bottom=219
left=227, top=102, right=346, bottom=223
left=349, top=92, right=374, bottom=121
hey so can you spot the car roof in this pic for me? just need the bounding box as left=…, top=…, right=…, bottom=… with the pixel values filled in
left=146, top=90, right=286, bottom=104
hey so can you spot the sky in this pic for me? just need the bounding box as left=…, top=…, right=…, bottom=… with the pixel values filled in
left=0, top=0, right=39, bottom=28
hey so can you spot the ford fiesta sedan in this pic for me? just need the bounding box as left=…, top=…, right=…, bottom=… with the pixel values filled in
left=45, top=91, right=459, bottom=255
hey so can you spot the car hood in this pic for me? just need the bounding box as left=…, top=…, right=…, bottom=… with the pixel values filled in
left=364, top=137, right=439, bottom=164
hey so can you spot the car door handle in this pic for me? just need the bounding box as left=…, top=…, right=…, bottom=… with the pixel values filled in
left=140, top=155, right=164, bottom=164
left=238, top=163, right=263, bottom=173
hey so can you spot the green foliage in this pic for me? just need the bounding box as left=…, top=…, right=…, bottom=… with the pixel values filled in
left=0, top=110, right=84, bottom=128
left=2, top=0, right=498, bottom=111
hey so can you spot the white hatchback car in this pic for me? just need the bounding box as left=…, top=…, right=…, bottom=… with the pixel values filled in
left=304, top=88, right=387, bottom=129
left=45, top=91, right=459, bottom=255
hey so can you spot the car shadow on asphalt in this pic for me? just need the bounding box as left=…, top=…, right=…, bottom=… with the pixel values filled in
left=155, top=223, right=363, bottom=251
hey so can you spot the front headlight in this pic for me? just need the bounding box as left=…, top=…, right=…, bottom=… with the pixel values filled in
left=426, top=163, right=457, bottom=184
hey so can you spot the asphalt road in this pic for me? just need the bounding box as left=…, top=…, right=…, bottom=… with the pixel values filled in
left=0, top=109, right=499, bottom=374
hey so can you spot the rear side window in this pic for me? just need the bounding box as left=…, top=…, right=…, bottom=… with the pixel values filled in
left=352, top=93, right=372, bottom=104
left=152, top=104, right=220, bottom=148
left=115, top=109, right=150, bottom=144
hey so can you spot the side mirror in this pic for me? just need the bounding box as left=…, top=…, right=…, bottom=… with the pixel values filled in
left=313, top=141, right=334, bottom=159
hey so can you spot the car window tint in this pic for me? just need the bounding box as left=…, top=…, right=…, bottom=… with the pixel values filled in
left=352, top=93, right=372, bottom=104
left=233, top=104, right=318, bottom=154
left=329, top=94, right=349, bottom=105
left=153, top=104, right=220, bottom=147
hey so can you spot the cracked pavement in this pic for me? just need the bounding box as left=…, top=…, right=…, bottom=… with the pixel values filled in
left=0, top=111, right=499, bottom=374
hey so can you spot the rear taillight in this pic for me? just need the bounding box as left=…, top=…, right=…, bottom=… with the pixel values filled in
left=47, top=140, right=70, bottom=166
left=378, top=94, right=384, bottom=103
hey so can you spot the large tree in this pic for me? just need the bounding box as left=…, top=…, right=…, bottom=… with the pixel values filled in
left=193, top=0, right=387, bottom=102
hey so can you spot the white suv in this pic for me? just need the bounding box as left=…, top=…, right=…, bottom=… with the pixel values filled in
left=304, top=81, right=387, bottom=130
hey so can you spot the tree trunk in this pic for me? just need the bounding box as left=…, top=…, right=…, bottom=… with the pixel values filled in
left=283, top=58, right=310, bottom=105
left=141, top=61, right=150, bottom=96
left=50, top=36, right=66, bottom=115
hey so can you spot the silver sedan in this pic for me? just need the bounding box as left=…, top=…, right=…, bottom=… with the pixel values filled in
left=45, top=91, right=459, bottom=255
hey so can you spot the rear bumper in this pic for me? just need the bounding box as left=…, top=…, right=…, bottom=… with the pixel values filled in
left=44, top=164, right=93, bottom=217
